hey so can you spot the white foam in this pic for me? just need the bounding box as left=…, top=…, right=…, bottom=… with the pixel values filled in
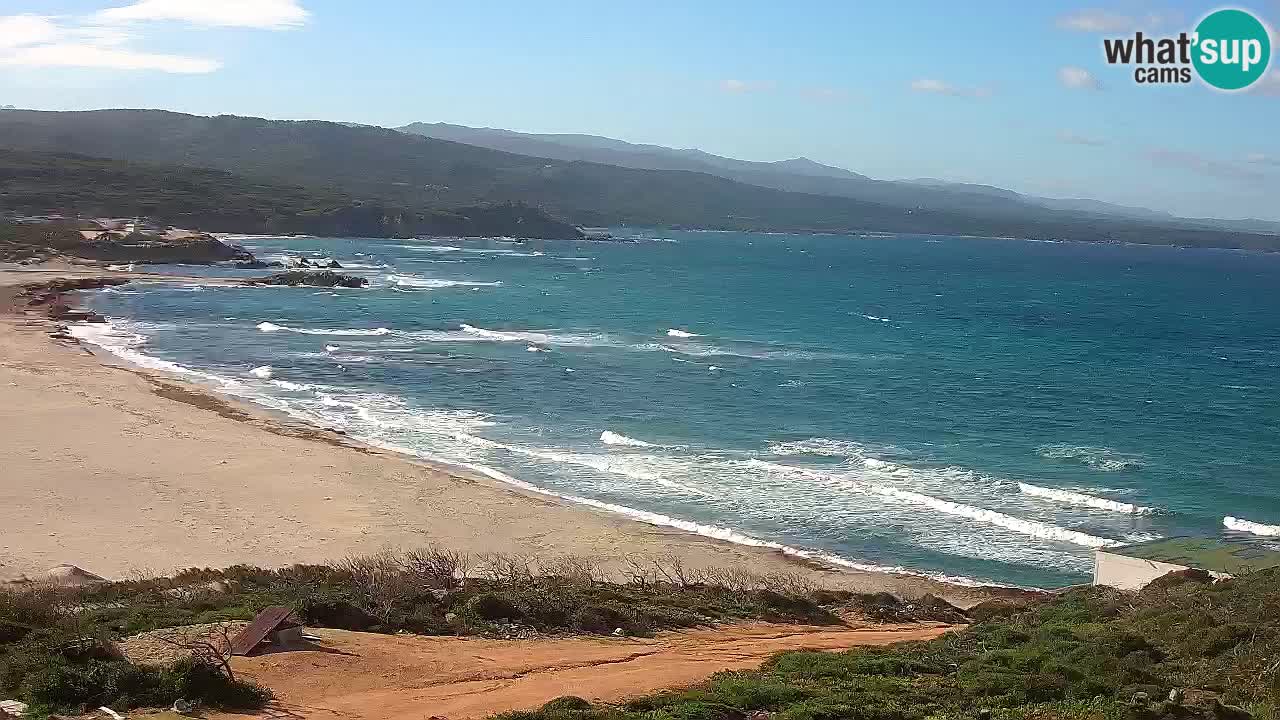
left=1036, top=444, right=1143, bottom=472
left=600, top=430, right=660, bottom=448
left=768, top=438, right=868, bottom=458
left=249, top=365, right=274, bottom=379
left=257, top=322, right=392, bottom=336
left=860, top=314, right=890, bottom=323
left=355, top=439, right=997, bottom=588
left=324, top=345, right=340, bottom=352
left=386, top=274, right=502, bottom=289
left=1224, top=516, right=1280, bottom=536
left=749, top=459, right=1122, bottom=549
left=667, top=328, right=700, bottom=338
left=1018, top=482, right=1155, bottom=515
left=527, top=345, right=547, bottom=353
left=69, top=320, right=244, bottom=392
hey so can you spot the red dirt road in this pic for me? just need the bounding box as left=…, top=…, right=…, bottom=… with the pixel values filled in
left=216, top=622, right=952, bottom=719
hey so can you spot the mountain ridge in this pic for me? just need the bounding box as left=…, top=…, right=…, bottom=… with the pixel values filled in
left=0, top=109, right=1276, bottom=250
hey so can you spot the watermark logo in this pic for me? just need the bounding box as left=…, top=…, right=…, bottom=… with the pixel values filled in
left=1102, top=8, right=1271, bottom=90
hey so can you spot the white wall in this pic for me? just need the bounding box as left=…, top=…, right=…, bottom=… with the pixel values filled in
left=1093, top=551, right=1190, bottom=590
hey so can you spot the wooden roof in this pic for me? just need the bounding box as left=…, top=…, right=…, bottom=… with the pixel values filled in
left=230, top=606, right=303, bottom=656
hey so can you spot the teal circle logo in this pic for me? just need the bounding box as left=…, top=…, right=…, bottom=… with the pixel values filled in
left=1192, top=9, right=1271, bottom=90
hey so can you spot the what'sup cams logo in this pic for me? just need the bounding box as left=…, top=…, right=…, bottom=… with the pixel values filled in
left=1102, top=8, right=1272, bottom=90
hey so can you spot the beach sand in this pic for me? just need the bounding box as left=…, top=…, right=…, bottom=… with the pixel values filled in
left=0, top=266, right=1009, bottom=605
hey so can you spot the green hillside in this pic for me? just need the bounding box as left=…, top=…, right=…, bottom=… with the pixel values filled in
left=1, top=110, right=1276, bottom=250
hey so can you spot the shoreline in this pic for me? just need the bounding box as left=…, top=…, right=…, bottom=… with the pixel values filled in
left=0, top=265, right=1034, bottom=606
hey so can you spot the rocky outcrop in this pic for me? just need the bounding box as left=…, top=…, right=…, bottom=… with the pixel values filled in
left=256, top=271, right=368, bottom=288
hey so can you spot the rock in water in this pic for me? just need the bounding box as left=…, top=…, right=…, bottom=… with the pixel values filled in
left=257, top=271, right=368, bottom=288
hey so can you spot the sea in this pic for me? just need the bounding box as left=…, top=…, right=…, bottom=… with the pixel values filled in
left=70, top=230, right=1280, bottom=589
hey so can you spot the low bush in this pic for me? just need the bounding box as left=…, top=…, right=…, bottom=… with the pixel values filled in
left=491, top=569, right=1280, bottom=720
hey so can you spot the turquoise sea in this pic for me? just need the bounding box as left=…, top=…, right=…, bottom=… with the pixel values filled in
left=74, top=230, right=1280, bottom=589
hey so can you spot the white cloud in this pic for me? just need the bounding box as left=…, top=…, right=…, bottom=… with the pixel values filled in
left=1145, top=148, right=1264, bottom=182
left=719, top=79, right=773, bottom=94
left=1058, top=66, right=1100, bottom=90
left=0, top=42, right=219, bottom=72
left=1055, top=9, right=1178, bottom=33
left=909, top=78, right=992, bottom=98
left=95, top=0, right=309, bottom=29
left=0, top=14, right=60, bottom=49
left=1058, top=130, right=1107, bottom=146
left=0, top=1, right=306, bottom=73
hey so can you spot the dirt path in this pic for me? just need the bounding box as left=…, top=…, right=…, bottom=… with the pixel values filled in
left=216, top=622, right=952, bottom=719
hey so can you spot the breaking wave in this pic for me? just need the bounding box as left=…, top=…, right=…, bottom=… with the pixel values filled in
left=768, top=438, right=868, bottom=458
left=1036, top=444, right=1144, bottom=472
left=249, top=365, right=274, bottom=379
left=749, top=460, right=1122, bottom=548
left=386, top=274, right=502, bottom=289
left=667, top=328, right=700, bottom=338
left=1017, top=483, right=1156, bottom=515
left=1224, top=516, right=1280, bottom=536
left=257, top=322, right=392, bottom=336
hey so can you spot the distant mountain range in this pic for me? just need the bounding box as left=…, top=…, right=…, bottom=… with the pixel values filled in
left=0, top=109, right=1275, bottom=250
left=399, top=122, right=1280, bottom=235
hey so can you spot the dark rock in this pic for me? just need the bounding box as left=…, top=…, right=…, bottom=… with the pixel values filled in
left=256, top=271, right=368, bottom=289
left=233, top=259, right=284, bottom=269
left=327, top=260, right=343, bottom=268
left=1213, top=699, right=1253, bottom=720
left=1144, top=568, right=1215, bottom=593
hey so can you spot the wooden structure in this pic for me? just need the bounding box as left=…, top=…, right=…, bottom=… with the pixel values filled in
left=230, top=606, right=305, bottom=656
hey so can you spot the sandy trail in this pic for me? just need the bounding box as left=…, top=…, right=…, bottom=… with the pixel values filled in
left=215, top=622, right=951, bottom=719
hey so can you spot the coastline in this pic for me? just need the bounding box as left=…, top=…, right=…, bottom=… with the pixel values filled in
left=0, top=265, right=1027, bottom=606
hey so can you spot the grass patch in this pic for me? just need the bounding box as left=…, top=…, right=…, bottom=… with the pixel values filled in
left=490, top=569, right=1280, bottom=720
left=2, top=548, right=964, bottom=717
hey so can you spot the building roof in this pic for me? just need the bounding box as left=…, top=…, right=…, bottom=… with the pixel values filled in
left=230, top=606, right=303, bottom=655
left=1103, top=536, right=1280, bottom=575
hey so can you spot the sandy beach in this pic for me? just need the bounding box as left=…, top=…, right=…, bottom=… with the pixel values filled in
left=0, top=266, right=1009, bottom=605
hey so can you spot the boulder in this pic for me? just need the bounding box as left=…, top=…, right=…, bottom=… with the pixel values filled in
left=257, top=271, right=368, bottom=289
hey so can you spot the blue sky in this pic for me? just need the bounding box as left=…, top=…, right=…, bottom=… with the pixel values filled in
left=1, top=0, right=1278, bottom=220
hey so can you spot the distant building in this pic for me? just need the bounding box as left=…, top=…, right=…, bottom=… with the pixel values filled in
left=1094, top=536, right=1280, bottom=590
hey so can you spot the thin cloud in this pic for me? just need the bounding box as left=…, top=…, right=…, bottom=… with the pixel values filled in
left=719, top=79, right=774, bottom=94
left=909, top=78, right=992, bottom=98
left=1250, top=70, right=1280, bottom=96
left=802, top=86, right=849, bottom=100
left=1, top=42, right=220, bottom=72
left=95, top=0, right=309, bottom=29
left=1144, top=148, right=1265, bottom=182
left=1058, top=130, right=1107, bottom=146
left=0, top=1, right=307, bottom=73
left=1055, top=9, right=1179, bottom=33
left=0, top=14, right=60, bottom=49
left=1058, top=66, right=1100, bottom=90
left=1246, top=153, right=1280, bottom=166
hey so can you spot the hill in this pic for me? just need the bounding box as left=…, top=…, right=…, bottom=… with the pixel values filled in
left=0, top=148, right=583, bottom=239
left=0, top=110, right=1277, bottom=249
left=399, top=121, right=1280, bottom=235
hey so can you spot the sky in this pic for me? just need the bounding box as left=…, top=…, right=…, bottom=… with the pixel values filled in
left=1, top=0, right=1278, bottom=221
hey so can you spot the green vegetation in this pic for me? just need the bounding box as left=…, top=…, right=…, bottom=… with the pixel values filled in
left=495, top=569, right=1280, bottom=720
left=1, top=109, right=1277, bottom=250
left=0, top=148, right=583, bottom=240
left=0, top=549, right=961, bottom=717
left=0, top=589, right=271, bottom=717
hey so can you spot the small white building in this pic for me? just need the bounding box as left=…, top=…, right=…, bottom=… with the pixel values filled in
left=1094, top=536, right=1280, bottom=590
